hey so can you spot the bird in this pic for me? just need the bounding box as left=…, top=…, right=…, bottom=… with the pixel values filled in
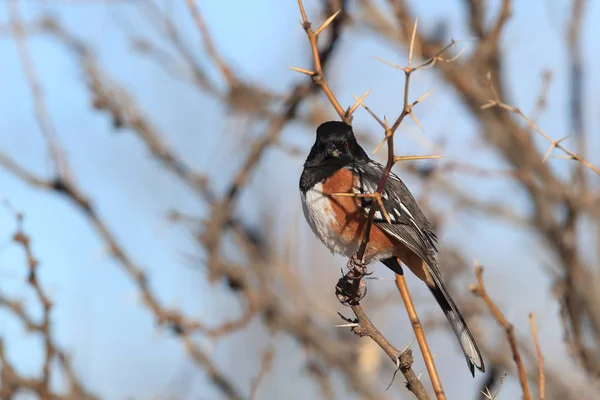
left=299, top=120, right=485, bottom=376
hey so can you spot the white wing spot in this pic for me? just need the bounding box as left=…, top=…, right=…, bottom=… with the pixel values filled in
left=399, top=202, right=415, bottom=220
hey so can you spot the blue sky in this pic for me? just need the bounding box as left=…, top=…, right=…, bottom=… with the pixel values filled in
left=1, top=0, right=599, bottom=399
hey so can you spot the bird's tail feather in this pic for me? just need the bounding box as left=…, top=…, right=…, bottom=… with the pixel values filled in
left=381, top=256, right=484, bottom=376
left=428, top=282, right=485, bottom=376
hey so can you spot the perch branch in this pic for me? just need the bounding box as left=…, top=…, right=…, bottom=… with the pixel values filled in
left=529, top=313, right=545, bottom=400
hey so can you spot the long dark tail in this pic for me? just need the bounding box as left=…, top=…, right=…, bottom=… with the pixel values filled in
left=382, top=257, right=485, bottom=376
left=428, top=283, right=485, bottom=376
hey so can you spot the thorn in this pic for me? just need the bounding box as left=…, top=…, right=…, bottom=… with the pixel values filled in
left=542, top=135, right=569, bottom=163
left=314, top=9, right=341, bottom=36
left=347, top=89, right=371, bottom=117
left=394, top=155, right=443, bottom=162
left=446, top=46, right=468, bottom=63
left=288, top=66, right=315, bottom=76
left=409, top=112, right=424, bottom=131
left=408, top=18, right=419, bottom=67
left=413, top=89, right=434, bottom=106
left=364, top=276, right=396, bottom=280
left=335, top=322, right=359, bottom=328
left=371, top=136, right=387, bottom=155
left=352, top=94, right=385, bottom=128
left=373, top=56, right=403, bottom=70
left=375, top=196, right=392, bottom=224
left=480, top=100, right=497, bottom=110
left=400, top=338, right=415, bottom=354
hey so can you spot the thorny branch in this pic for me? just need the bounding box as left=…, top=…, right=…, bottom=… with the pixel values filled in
left=360, top=0, right=600, bottom=395
left=291, top=2, right=467, bottom=398
left=290, top=1, right=431, bottom=398
left=351, top=32, right=460, bottom=400
left=481, top=99, right=599, bottom=176
left=2, top=0, right=598, bottom=399
left=1, top=2, right=392, bottom=400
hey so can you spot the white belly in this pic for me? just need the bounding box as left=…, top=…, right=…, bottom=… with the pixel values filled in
left=300, top=182, right=357, bottom=257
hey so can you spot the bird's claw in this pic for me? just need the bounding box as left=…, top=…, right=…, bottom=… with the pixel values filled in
left=336, top=253, right=370, bottom=306
left=346, top=252, right=371, bottom=279
left=335, top=276, right=367, bottom=306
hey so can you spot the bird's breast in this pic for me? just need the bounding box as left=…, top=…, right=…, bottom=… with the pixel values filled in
left=301, top=182, right=357, bottom=257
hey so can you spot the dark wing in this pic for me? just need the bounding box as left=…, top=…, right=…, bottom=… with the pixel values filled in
left=345, top=161, right=438, bottom=264
left=347, top=161, right=486, bottom=375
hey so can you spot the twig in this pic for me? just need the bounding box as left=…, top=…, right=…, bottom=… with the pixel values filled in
left=567, top=0, right=587, bottom=192
left=8, top=0, right=70, bottom=181
left=481, top=99, right=600, bottom=175
left=395, top=274, right=443, bottom=399
left=292, top=0, right=348, bottom=122
left=347, top=305, right=430, bottom=399
left=184, top=0, right=237, bottom=86
left=204, top=0, right=347, bottom=281
left=353, top=35, right=456, bottom=264
left=1, top=18, right=246, bottom=400
left=470, top=262, right=531, bottom=400
left=249, top=348, right=275, bottom=400
left=12, top=214, right=53, bottom=396
left=294, top=3, right=456, bottom=396
left=293, top=1, right=437, bottom=397
left=306, top=361, right=335, bottom=400
left=0, top=212, right=95, bottom=399
left=529, top=313, right=545, bottom=400
left=350, top=33, right=458, bottom=400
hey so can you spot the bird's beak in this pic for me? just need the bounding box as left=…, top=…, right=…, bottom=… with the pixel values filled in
left=326, top=143, right=341, bottom=158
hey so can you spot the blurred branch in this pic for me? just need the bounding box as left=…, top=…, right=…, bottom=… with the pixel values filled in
left=0, top=15, right=246, bottom=400
left=0, top=338, right=88, bottom=400
left=249, top=348, right=275, bottom=400
left=0, top=212, right=95, bottom=399
left=296, top=2, right=469, bottom=397
left=567, top=0, right=587, bottom=190
left=8, top=0, right=70, bottom=181
left=350, top=34, right=459, bottom=400
left=529, top=313, right=545, bottom=400
left=185, top=0, right=237, bottom=86
left=12, top=214, right=53, bottom=395
left=470, top=262, right=531, bottom=400
left=362, top=1, right=600, bottom=384
left=481, top=99, right=599, bottom=176
left=344, top=306, right=430, bottom=399
left=141, top=1, right=218, bottom=94
left=203, top=0, right=348, bottom=280
left=306, top=362, right=335, bottom=400
left=476, top=366, right=503, bottom=400
left=529, top=70, right=553, bottom=127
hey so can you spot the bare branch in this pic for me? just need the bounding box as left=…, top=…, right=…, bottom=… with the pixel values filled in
left=529, top=313, right=545, bottom=400
left=470, top=262, right=532, bottom=400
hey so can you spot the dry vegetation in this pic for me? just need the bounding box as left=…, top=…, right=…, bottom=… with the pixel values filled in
left=0, top=0, right=599, bottom=399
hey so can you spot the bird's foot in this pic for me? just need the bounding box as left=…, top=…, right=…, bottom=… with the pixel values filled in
left=346, top=252, right=371, bottom=279
left=335, top=274, right=367, bottom=306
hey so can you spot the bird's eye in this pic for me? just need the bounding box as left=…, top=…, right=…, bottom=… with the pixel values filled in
left=343, top=141, right=349, bottom=149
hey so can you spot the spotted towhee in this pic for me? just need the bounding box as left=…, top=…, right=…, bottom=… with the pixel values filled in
left=299, top=121, right=484, bottom=376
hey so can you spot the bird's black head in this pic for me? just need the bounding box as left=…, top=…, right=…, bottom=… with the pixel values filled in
left=304, top=121, right=368, bottom=168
